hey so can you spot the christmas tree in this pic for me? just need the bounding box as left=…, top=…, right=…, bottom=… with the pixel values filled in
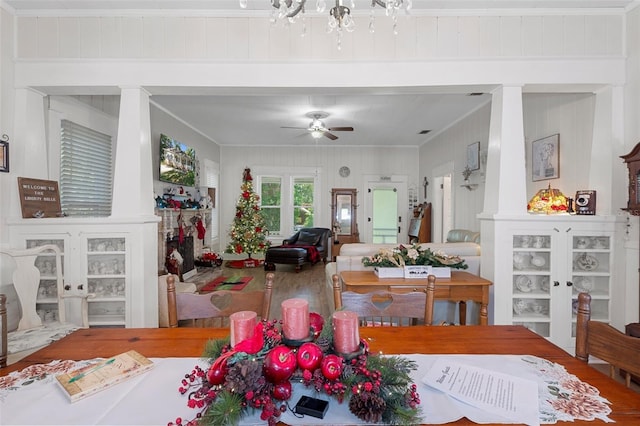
left=225, top=168, right=270, bottom=261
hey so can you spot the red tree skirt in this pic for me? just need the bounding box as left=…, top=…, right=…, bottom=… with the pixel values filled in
left=226, top=258, right=264, bottom=269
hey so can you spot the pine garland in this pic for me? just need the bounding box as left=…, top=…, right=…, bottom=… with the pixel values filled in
left=202, top=337, right=230, bottom=361
left=200, top=391, right=244, bottom=426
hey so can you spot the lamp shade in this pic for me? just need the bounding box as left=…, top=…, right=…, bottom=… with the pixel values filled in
left=527, top=184, right=569, bottom=214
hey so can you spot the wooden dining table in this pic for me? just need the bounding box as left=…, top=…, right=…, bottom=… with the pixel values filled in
left=2, top=325, right=639, bottom=425
left=340, top=270, right=492, bottom=325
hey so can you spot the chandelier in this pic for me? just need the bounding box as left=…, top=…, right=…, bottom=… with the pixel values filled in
left=238, top=0, right=412, bottom=49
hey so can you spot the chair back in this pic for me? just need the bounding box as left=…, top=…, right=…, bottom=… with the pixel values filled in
left=332, top=274, right=435, bottom=326
left=167, top=272, right=274, bottom=328
left=575, top=292, right=640, bottom=388
left=0, top=245, right=91, bottom=330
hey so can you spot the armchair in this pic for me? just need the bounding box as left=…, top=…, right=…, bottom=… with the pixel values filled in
left=264, top=227, right=332, bottom=272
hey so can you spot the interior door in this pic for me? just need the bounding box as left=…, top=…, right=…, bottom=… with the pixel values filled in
left=366, top=184, right=401, bottom=244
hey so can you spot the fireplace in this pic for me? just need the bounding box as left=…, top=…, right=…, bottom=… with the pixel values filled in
left=156, top=208, right=210, bottom=278
left=166, top=235, right=195, bottom=279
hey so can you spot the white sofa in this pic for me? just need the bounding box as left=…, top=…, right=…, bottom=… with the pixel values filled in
left=326, top=230, right=482, bottom=324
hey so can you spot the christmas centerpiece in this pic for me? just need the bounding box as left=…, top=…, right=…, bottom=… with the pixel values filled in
left=170, top=299, right=421, bottom=426
left=225, top=168, right=270, bottom=268
left=362, top=244, right=468, bottom=278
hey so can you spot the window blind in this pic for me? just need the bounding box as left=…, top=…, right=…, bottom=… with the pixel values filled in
left=60, top=119, right=113, bottom=216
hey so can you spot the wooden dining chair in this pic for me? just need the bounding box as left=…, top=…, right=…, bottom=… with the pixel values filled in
left=167, top=272, right=274, bottom=328
left=575, top=292, right=640, bottom=388
left=332, top=274, right=435, bottom=326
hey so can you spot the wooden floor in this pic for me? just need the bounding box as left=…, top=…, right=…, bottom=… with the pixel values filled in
left=188, top=260, right=332, bottom=319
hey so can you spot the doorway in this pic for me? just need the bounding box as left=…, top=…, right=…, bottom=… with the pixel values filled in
left=364, top=177, right=408, bottom=244
left=431, top=163, right=454, bottom=243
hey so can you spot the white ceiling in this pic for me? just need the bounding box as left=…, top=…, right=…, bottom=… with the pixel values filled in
left=6, top=0, right=635, bottom=147
left=150, top=90, right=493, bottom=147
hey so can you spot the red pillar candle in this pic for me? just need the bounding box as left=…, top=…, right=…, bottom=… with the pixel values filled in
left=332, top=311, right=360, bottom=354
left=281, top=298, right=310, bottom=340
left=229, top=311, right=257, bottom=348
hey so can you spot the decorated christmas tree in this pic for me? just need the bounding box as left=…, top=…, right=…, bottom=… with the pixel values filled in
left=225, top=168, right=270, bottom=265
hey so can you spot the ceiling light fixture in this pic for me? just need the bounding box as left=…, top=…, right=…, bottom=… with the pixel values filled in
left=239, top=0, right=411, bottom=49
left=311, top=129, right=324, bottom=139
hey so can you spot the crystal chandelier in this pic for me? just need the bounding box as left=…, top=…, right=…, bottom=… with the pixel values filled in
left=369, top=0, right=412, bottom=34
left=239, top=0, right=411, bottom=49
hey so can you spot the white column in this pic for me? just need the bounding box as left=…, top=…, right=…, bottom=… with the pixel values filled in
left=482, top=86, right=527, bottom=216
left=9, top=88, right=48, bottom=217
left=111, top=87, right=155, bottom=217
left=479, top=86, right=526, bottom=324
left=590, top=86, right=625, bottom=216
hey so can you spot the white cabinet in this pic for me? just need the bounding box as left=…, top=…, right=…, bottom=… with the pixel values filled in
left=494, top=216, right=616, bottom=353
left=85, top=236, right=128, bottom=327
left=9, top=218, right=159, bottom=328
left=21, top=234, right=129, bottom=327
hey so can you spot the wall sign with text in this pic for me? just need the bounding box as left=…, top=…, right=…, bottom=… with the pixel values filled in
left=17, top=177, right=62, bottom=218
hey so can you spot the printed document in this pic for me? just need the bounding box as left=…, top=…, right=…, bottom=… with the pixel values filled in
left=423, top=357, right=539, bottom=426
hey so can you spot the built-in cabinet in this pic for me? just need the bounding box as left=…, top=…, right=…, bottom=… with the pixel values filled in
left=9, top=218, right=159, bottom=328
left=494, top=216, right=617, bottom=353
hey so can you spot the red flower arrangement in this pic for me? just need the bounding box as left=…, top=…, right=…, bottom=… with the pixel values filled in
left=170, top=314, right=421, bottom=426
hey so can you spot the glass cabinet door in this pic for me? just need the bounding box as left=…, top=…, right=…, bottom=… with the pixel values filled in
left=86, top=237, right=127, bottom=327
left=570, top=234, right=611, bottom=339
left=511, top=233, right=552, bottom=338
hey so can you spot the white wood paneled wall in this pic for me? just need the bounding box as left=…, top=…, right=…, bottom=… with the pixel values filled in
left=220, top=144, right=419, bottom=244
left=16, top=14, right=624, bottom=60
left=419, top=93, right=599, bottom=233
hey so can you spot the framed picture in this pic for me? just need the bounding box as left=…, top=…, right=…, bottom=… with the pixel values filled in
left=0, top=136, right=8, bottom=173
left=532, top=134, right=560, bottom=181
left=467, top=141, right=480, bottom=171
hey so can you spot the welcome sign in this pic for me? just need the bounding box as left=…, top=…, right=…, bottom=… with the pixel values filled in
left=17, top=177, right=62, bottom=218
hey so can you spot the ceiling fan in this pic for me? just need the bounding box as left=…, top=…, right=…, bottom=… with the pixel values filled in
left=281, top=111, right=354, bottom=140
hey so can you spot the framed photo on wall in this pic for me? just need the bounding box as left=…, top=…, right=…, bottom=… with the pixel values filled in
left=532, top=134, right=560, bottom=181
left=467, top=141, right=480, bottom=171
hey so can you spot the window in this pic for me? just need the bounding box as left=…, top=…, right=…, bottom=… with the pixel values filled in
left=258, top=170, right=318, bottom=237
left=59, top=119, right=113, bottom=216
left=293, top=177, right=314, bottom=229
left=260, top=176, right=282, bottom=235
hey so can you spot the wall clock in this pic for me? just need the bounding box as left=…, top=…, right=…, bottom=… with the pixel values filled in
left=339, top=166, right=350, bottom=177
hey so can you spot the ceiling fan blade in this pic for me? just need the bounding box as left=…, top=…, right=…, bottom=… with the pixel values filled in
left=327, top=127, right=354, bottom=132
left=280, top=126, right=307, bottom=130
left=323, top=132, right=338, bottom=140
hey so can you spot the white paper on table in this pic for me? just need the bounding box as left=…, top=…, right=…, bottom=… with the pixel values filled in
left=422, top=358, right=540, bottom=426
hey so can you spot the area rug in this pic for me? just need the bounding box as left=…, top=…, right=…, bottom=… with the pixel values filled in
left=199, top=275, right=253, bottom=293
